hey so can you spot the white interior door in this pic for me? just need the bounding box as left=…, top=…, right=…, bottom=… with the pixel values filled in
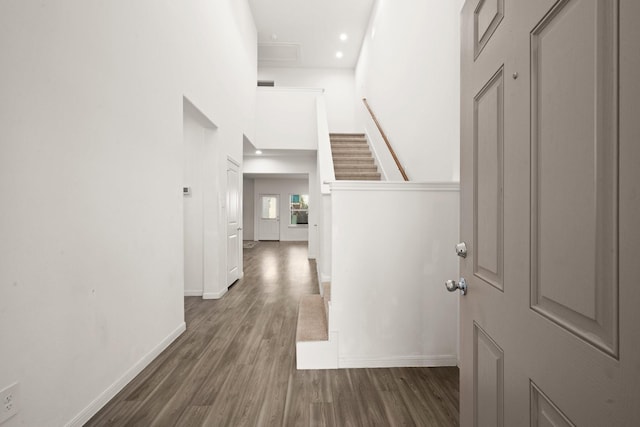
left=259, top=194, right=280, bottom=241
left=459, top=0, right=640, bottom=425
left=226, top=158, right=240, bottom=286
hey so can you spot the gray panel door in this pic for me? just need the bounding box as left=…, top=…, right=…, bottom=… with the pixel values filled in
left=460, top=0, right=640, bottom=425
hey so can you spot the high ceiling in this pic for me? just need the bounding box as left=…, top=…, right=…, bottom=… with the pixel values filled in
left=248, top=0, right=375, bottom=69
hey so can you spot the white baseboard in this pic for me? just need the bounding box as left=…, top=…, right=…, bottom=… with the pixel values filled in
left=338, top=354, right=458, bottom=369
left=184, top=290, right=203, bottom=297
left=66, top=322, right=187, bottom=427
left=203, top=288, right=227, bottom=300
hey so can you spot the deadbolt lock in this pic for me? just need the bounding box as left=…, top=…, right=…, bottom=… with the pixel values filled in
left=455, top=242, right=468, bottom=258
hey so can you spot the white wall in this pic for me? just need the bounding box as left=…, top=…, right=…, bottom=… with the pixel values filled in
left=258, top=68, right=357, bottom=133
left=255, top=88, right=320, bottom=150
left=254, top=179, right=310, bottom=242
left=0, top=0, right=256, bottom=425
left=242, top=178, right=255, bottom=241
left=355, top=0, right=461, bottom=182
left=181, top=0, right=257, bottom=301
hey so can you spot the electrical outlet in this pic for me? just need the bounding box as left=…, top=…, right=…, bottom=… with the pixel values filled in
left=0, top=383, right=19, bottom=424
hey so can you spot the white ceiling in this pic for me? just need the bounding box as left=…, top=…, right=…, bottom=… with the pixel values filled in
left=243, top=137, right=316, bottom=158
left=248, top=0, right=375, bottom=69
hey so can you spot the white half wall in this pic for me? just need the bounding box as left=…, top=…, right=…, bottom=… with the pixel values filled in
left=355, top=0, right=461, bottom=182
left=331, top=182, right=460, bottom=368
left=258, top=68, right=357, bottom=133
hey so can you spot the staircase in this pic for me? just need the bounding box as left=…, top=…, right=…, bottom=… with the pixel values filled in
left=295, top=282, right=337, bottom=369
left=330, top=133, right=381, bottom=181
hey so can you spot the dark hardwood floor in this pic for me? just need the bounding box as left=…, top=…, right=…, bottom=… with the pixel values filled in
left=86, top=241, right=459, bottom=426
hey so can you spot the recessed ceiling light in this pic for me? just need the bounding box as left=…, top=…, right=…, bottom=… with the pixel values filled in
left=255, top=150, right=263, bottom=155
left=271, top=33, right=278, bottom=41
left=340, top=33, right=348, bottom=41
left=336, top=51, right=344, bottom=59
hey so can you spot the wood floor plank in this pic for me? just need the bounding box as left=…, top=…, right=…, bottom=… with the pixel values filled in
left=173, top=405, right=210, bottom=427
left=310, top=402, right=337, bottom=427
left=85, top=242, right=459, bottom=427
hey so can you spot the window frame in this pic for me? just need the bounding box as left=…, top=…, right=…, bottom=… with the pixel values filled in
left=289, top=193, right=309, bottom=227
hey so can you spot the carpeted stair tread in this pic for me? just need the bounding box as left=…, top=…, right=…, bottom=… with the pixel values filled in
left=331, top=145, right=370, bottom=155
left=331, top=138, right=367, bottom=145
left=296, top=295, right=328, bottom=342
left=334, top=164, right=378, bottom=171
left=333, top=157, right=375, bottom=164
left=330, top=133, right=380, bottom=181
left=330, top=142, right=369, bottom=148
left=335, top=173, right=381, bottom=180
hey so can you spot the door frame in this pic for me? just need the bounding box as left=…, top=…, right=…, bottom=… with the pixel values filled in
left=226, top=156, right=241, bottom=286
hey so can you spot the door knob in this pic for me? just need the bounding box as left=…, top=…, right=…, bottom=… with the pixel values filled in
left=445, top=278, right=468, bottom=295
left=237, top=227, right=242, bottom=231
left=455, top=242, right=468, bottom=258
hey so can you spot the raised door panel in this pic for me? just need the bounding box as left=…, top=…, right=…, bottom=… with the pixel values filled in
left=474, top=323, right=504, bottom=427
left=530, top=0, right=619, bottom=357
left=530, top=382, right=575, bottom=427
left=473, top=68, right=504, bottom=290
left=474, top=0, right=504, bottom=58
left=227, top=168, right=239, bottom=226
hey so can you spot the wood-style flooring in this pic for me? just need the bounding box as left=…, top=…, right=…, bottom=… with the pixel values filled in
left=86, top=241, right=459, bottom=426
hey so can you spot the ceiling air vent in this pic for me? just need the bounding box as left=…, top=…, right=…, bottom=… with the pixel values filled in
left=258, top=43, right=301, bottom=64
left=257, top=80, right=275, bottom=87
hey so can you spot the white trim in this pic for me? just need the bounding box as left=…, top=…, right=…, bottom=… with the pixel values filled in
left=184, top=290, right=203, bottom=297
left=338, top=355, right=458, bottom=369
left=330, top=181, right=460, bottom=192
left=66, top=322, right=187, bottom=427
left=203, top=288, right=228, bottom=300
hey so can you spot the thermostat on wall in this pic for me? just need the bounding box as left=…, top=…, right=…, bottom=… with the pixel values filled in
left=183, top=187, right=191, bottom=196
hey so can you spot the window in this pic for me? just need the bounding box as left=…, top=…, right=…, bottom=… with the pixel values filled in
left=289, top=194, right=309, bottom=225
left=261, top=196, right=278, bottom=219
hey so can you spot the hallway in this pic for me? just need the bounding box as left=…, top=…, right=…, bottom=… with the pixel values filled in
left=87, top=242, right=459, bottom=426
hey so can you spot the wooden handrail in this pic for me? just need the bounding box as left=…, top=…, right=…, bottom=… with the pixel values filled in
left=362, top=98, right=409, bottom=181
